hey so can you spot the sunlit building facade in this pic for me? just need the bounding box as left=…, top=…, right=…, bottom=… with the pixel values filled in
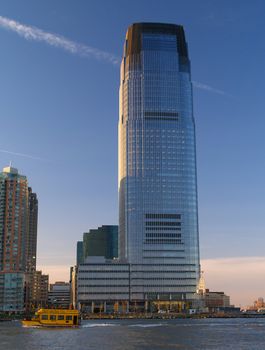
left=118, top=23, right=200, bottom=300
left=75, top=23, right=200, bottom=311
left=0, top=165, right=38, bottom=312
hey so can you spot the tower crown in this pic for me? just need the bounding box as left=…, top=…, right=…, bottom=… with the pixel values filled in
left=3, top=165, right=18, bottom=174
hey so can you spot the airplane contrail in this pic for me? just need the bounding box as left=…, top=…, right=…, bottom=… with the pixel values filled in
left=0, top=149, right=46, bottom=161
left=0, top=16, right=231, bottom=96
left=0, top=15, right=119, bottom=65
left=193, top=81, right=233, bottom=98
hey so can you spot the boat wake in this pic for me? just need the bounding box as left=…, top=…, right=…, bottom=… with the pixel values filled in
left=128, top=323, right=165, bottom=328
left=82, top=323, right=119, bottom=328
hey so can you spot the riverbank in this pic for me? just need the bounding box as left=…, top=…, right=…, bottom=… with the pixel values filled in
left=81, top=312, right=265, bottom=320
left=1, top=312, right=264, bottom=322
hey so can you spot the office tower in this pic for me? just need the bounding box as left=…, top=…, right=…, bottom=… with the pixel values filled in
left=76, top=241, right=84, bottom=265
left=118, top=23, right=200, bottom=297
left=76, top=23, right=200, bottom=312
left=0, top=165, right=38, bottom=311
left=83, top=225, right=118, bottom=260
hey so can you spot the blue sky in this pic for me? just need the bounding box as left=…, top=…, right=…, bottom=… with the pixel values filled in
left=0, top=0, right=264, bottom=305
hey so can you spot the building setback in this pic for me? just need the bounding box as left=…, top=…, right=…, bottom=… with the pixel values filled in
left=83, top=225, right=118, bottom=261
left=73, top=23, right=200, bottom=311
left=76, top=241, right=84, bottom=265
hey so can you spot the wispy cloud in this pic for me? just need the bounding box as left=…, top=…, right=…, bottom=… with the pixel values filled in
left=0, top=15, right=119, bottom=65
left=193, top=81, right=233, bottom=98
left=0, top=149, right=46, bottom=161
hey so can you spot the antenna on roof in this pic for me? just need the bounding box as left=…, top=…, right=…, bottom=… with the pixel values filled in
left=9, top=160, right=12, bottom=167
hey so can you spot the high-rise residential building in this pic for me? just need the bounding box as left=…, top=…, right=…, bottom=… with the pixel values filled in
left=83, top=225, right=118, bottom=260
left=26, top=188, right=38, bottom=273
left=118, top=23, right=200, bottom=298
left=0, top=166, right=29, bottom=272
left=0, top=165, right=38, bottom=312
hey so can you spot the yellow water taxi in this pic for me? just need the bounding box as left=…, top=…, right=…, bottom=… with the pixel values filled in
left=22, top=308, right=80, bottom=327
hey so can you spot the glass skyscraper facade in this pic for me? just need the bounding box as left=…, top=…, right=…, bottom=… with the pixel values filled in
left=75, top=23, right=200, bottom=309
left=119, top=23, right=200, bottom=299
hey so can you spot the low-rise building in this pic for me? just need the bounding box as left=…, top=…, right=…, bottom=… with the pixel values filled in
left=31, top=271, right=49, bottom=308
left=48, top=281, right=70, bottom=309
left=72, top=256, right=195, bottom=313
left=203, top=289, right=230, bottom=311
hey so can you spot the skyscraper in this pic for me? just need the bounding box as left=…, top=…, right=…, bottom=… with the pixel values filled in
left=75, top=23, right=200, bottom=311
left=0, top=165, right=38, bottom=311
left=26, top=187, right=38, bottom=273
left=119, top=23, right=200, bottom=298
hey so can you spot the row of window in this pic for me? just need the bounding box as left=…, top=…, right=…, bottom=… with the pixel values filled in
left=79, top=263, right=195, bottom=267
left=145, top=233, right=181, bottom=238
left=145, top=227, right=181, bottom=231
left=144, top=239, right=182, bottom=244
left=79, top=284, right=196, bottom=289
left=145, top=213, right=181, bottom=219
left=145, top=222, right=181, bottom=226
left=145, top=117, right=178, bottom=122
left=41, top=315, right=72, bottom=321
left=79, top=277, right=195, bottom=283
left=144, top=111, right=179, bottom=117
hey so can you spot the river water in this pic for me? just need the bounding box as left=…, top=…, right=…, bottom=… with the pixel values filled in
left=1, top=318, right=265, bottom=349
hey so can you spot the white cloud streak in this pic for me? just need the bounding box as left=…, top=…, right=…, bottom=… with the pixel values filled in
left=0, top=15, right=119, bottom=65
left=193, top=80, right=233, bottom=97
left=0, top=149, right=45, bottom=161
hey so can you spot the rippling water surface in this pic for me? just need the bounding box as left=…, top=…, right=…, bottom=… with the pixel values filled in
left=1, top=318, right=265, bottom=349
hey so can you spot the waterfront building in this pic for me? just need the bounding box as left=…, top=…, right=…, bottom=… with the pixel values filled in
left=31, top=271, right=49, bottom=308
left=26, top=188, right=38, bottom=273
left=77, top=259, right=193, bottom=313
left=203, top=289, right=230, bottom=311
left=48, top=281, right=70, bottom=309
left=70, top=266, right=78, bottom=309
left=0, top=165, right=38, bottom=312
left=76, top=241, right=84, bottom=265
left=75, top=22, right=200, bottom=311
left=247, top=297, right=265, bottom=311
left=0, top=272, right=25, bottom=312
left=83, top=225, right=118, bottom=260
left=118, top=22, right=200, bottom=299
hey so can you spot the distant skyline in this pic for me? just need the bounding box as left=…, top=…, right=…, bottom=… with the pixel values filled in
left=0, top=0, right=264, bottom=307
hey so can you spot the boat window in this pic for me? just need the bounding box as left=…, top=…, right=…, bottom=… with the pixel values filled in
left=50, top=315, right=56, bottom=321
left=41, top=315, right=48, bottom=320
left=58, top=315, right=64, bottom=320
left=66, top=316, right=72, bottom=321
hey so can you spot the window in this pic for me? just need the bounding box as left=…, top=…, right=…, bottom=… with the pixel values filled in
left=58, top=315, right=64, bottom=320
left=50, top=315, right=56, bottom=321
left=66, top=316, right=72, bottom=321
left=41, top=315, right=48, bottom=320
